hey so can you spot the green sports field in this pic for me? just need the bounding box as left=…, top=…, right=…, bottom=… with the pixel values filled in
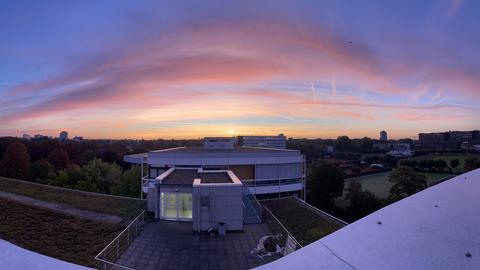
left=335, top=171, right=453, bottom=208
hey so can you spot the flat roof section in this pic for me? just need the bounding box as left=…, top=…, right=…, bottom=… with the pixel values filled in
left=160, top=169, right=234, bottom=185
left=199, top=172, right=232, bottom=184
left=161, top=169, right=197, bottom=185
left=1, top=239, right=92, bottom=270
left=150, top=146, right=298, bottom=154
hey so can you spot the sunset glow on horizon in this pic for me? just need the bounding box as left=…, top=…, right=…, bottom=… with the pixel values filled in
left=1, top=1, right=479, bottom=139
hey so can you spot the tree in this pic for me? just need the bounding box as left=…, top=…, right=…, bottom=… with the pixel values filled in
left=96, top=149, right=121, bottom=164
left=359, top=137, right=373, bottom=152
left=50, top=164, right=100, bottom=192
left=335, top=136, right=353, bottom=151
left=399, top=159, right=417, bottom=168
left=432, top=160, right=447, bottom=172
left=84, top=158, right=122, bottom=194
left=345, top=181, right=362, bottom=201
left=345, top=181, right=382, bottom=222
left=388, top=167, right=427, bottom=201
left=48, top=148, right=69, bottom=170
left=0, top=142, right=31, bottom=179
left=112, top=165, right=141, bottom=198
left=50, top=170, right=70, bottom=187
left=64, top=165, right=90, bottom=187
left=418, top=159, right=434, bottom=171
left=307, top=160, right=345, bottom=211
left=464, top=157, right=480, bottom=171
left=450, top=159, right=460, bottom=170
left=30, top=159, right=55, bottom=184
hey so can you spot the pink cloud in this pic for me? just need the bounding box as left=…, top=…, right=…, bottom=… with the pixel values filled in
left=3, top=15, right=479, bottom=138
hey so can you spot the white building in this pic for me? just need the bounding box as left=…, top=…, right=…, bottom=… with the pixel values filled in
left=124, top=137, right=305, bottom=228
left=237, top=134, right=287, bottom=149
left=151, top=167, right=244, bottom=231
left=203, top=137, right=235, bottom=150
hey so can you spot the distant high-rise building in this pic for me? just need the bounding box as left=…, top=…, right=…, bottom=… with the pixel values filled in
left=380, top=131, right=388, bottom=141
left=237, top=134, right=287, bottom=149
left=22, top=134, right=32, bottom=140
left=59, top=131, right=68, bottom=141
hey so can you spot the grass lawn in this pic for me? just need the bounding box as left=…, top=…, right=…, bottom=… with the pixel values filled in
left=0, top=177, right=146, bottom=220
left=261, top=197, right=345, bottom=246
left=0, top=197, right=122, bottom=268
left=339, top=171, right=453, bottom=203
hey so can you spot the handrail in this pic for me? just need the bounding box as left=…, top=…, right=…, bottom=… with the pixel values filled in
left=94, top=258, right=136, bottom=270
left=94, top=210, right=146, bottom=270
left=259, top=196, right=348, bottom=226
left=241, top=176, right=303, bottom=182
left=250, top=189, right=263, bottom=221
left=242, top=183, right=263, bottom=223
left=262, top=205, right=302, bottom=249
left=291, top=196, right=348, bottom=226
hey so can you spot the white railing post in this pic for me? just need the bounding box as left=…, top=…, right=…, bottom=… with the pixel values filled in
left=140, top=162, right=144, bottom=200
left=116, top=238, right=119, bottom=257
left=127, top=227, right=130, bottom=245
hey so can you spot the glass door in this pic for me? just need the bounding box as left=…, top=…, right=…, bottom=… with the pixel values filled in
left=178, top=193, right=193, bottom=219
left=160, top=192, right=192, bottom=221
left=161, top=192, right=178, bottom=220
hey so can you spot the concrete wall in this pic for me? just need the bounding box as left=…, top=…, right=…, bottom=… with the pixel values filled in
left=147, top=187, right=157, bottom=212
left=192, top=182, right=243, bottom=231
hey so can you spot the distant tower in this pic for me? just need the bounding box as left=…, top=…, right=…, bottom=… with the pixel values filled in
left=59, top=131, right=68, bottom=141
left=380, top=130, right=388, bottom=141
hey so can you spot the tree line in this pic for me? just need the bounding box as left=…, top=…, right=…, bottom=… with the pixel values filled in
left=0, top=141, right=142, bottom=197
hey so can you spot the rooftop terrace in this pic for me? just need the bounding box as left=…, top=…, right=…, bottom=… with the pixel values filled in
left=199, top=172, right=232, bottom=184
left=160, top=169, right=233, bottom=185
left=116, top=220, right=281, bottom=270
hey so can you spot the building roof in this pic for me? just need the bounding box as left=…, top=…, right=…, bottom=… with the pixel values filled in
left=161, top=169, right=198, bottom=185
left=1, top=239, right=92, bottom=270
left=150, top=146, right=298, bottom=154
left=123, top=152, right=147, bottom=164
left=160, top=169, right=233, bottom=185
left=198, top=172, right=232, bottom=184
left=257, top=168, right=480, bottom=270
left=124, top=146, right=303, bottom=165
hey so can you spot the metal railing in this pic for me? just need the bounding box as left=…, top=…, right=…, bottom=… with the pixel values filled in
left=242, top=183, right=263, bottom=223
left=242, top=178, right=303, bottom=187
left=95, top=211, right=146, bottom=270
left=291, top=196, right=348, bottom=226
left=262, top=205, right=302, bottom=253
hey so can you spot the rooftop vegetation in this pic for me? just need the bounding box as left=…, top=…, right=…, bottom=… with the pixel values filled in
left=0, top=176, right=146, bottom=220
left=261, top=197, right=345, bottom=246
left=0, top=197, right=122, bottom=268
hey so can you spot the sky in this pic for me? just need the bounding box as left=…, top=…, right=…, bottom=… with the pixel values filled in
left=1, top=0, right=479, bottom=139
